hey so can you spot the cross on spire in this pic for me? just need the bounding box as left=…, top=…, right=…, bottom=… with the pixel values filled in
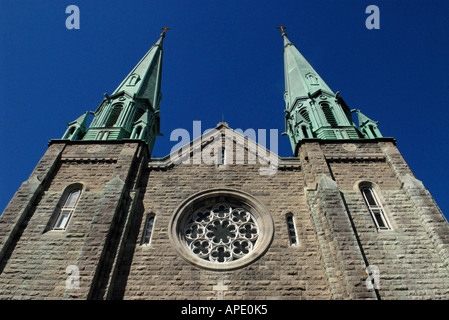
left=160, top=26, right=171, bottom=38
left=276, top=25, right=287, bottom=36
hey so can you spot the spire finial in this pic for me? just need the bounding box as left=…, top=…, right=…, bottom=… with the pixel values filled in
left=160, top=26, right=171, bottom=38
left=276, top=25, right=287, bottom=37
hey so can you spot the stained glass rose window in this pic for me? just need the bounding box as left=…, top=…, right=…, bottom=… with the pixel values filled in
left=184, top=203, right=259, bottom=263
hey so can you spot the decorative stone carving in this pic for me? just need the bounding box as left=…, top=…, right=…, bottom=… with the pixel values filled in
left=169, top=189, right=274, bottom=271
left=184, top=203, right=259, bottom=263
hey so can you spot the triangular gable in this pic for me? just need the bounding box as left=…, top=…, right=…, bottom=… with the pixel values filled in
left=151, top=123, right=280, bottom=175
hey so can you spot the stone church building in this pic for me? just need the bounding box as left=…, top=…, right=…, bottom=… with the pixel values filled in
left=0, top=28, right=448, bottom=300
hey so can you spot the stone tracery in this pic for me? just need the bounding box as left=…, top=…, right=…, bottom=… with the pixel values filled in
left=184, top=203, right=259, bottom=263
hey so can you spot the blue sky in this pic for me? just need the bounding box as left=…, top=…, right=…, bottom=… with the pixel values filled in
left=0, top=1, right=448, bottom=219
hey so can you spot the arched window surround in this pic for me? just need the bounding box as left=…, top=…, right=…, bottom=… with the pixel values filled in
left=127, top=74, right=141, bottom=86
left=298, top=108, right=311, bottom=124
left=321, top=103, right=338, bottom=127
left=305, top=72, right=319, bottom=85
left=105, top=104, right=123, bottom=127
left=131, top=125, right=144, bottom=139
left=299, top=124, right=312, bottom=139
left=45, top=183, right=84, bottom=232
left=354, top=181, right=393, bottom=231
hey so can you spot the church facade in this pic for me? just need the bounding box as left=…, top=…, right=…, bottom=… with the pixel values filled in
left=0, top=28, right=448, bottom=300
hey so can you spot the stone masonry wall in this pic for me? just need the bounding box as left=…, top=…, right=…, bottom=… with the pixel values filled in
left=1, top=134, right=448, bottom=300
left=320, top=140, right=449, bottom=299
left=114, top=134, right=334, bottom=300
left=0, top=141, right=145, bottom=299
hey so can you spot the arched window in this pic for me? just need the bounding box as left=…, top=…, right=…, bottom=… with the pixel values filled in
left=301, top=125, right=309, bottom=138
left=361, top=186, right=391, bottom=230
left=68, top=127, right=76, bottom=137
left=105, top=105, right=123, bottom=127
left=67, top=126, right=82, bottom=141
left=141, top=214, right=155, bottom=246
left=53, top=187, right=82, bottom=230
left=133, top=126, right=143, bottom=139
left=299, top=109, right=310, bottom=123
left=286, top=213, right=298, bottom=245
left=369, top=125, right=378, bottom=138
left=306, top=73, right=318, bottom=85
left=322, top=103, right=338, bottom=127
left=97, top=131, right=110, bottom=140
left=133, top=108, right=145, bottom=124
left=127, top=74, right=140, bottom=86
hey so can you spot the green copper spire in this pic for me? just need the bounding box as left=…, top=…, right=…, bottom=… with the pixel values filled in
left=281, top=27, right=334, bottom=105
left=62, top=111, right=89, bottom=141
left=77, top=27, right=170, bottom=155
left=356, top=109, right=383, bottom=139
left=279, top=27, right=363, bottom=155
left=111, top=27, right=168, bottom=112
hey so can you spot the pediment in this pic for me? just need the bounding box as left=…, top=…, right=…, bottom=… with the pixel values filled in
left=149, top=122, right=283, bottom=175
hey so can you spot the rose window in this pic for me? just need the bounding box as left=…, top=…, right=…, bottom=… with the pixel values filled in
left=170, top=190, right=274, bottom=270
left=184, top=203, right=259, bottom=263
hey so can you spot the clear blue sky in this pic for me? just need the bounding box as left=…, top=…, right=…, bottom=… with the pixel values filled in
left=1, top=1, right=448, bottom=219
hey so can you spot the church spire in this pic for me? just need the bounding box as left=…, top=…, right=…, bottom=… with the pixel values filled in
left=279, top=27, right=362, bottom=156
left=111, top=27, right=169, bottom=110
left=280, top=27, right=335, bottom=104
left=78, top=28, right=170, bottom=155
